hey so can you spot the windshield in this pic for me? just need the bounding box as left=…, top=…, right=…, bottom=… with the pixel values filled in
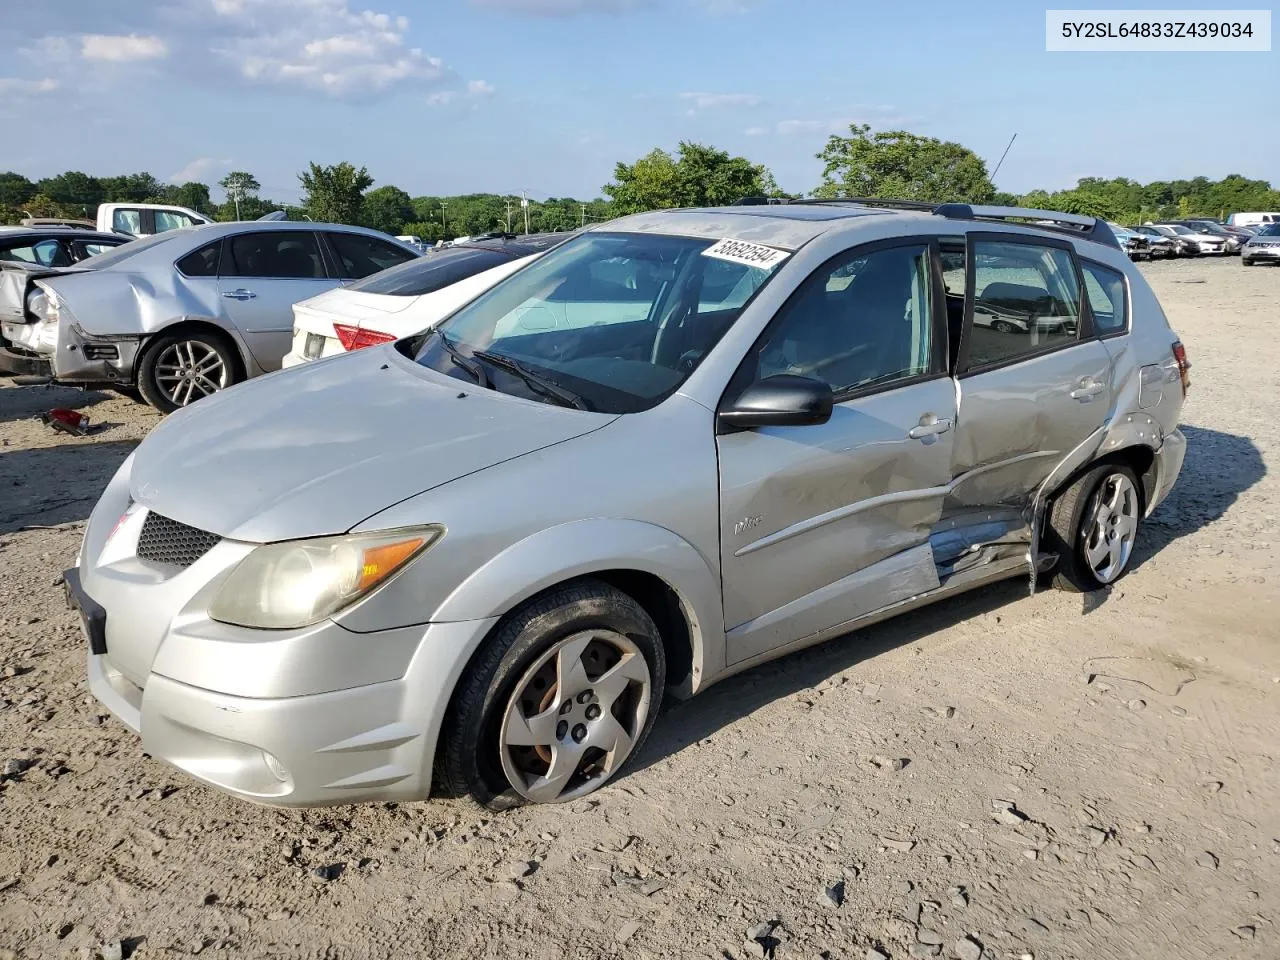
left=71, top=230, right=188, bottom=270
left=1257, top=223, right=1280, bottom=237
left=350, top=246, right=513, bottom=296
left=1190, top=222, right=1226, bottom=234
left=1166, top=226, right=1194, bottom=236
left=414, top=231, right=785, bottom=413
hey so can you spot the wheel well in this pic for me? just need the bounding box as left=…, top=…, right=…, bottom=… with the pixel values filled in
left=1095, top=446, right=1157, bottom=512
left=591, top=570, right=694, bottom=690
left=138, top=320, right=247, bottom=384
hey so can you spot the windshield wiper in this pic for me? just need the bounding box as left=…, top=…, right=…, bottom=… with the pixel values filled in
left=431, top=329, right=488, bottom=389
left=471, top=349, right=590, bottom=410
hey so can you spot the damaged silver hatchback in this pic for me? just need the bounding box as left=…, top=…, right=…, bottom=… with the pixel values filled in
left=67, top=201, right=1190, bottom=809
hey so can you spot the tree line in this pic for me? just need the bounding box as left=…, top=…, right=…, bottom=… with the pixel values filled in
left=3, top=124, right=1277, bottom=237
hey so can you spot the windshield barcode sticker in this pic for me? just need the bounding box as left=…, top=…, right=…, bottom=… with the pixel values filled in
left=702, top=238, right=790, bottom=270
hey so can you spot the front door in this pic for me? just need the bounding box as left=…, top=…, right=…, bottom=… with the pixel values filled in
left=948, top=235, right=1113, bottom=516
left=217, top=230, right=339, bottom=371
left=718, top=239, right=955, bottom=664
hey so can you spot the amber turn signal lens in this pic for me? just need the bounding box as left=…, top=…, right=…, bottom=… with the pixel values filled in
left=357, top=538, right=426, bottom=592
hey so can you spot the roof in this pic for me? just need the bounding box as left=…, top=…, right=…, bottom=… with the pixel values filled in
left=0, top=227, right=126, bottom=243
left=603, top=206, right=900, bottom=250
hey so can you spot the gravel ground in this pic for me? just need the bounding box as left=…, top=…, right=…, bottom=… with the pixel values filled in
left=0, top=257, right=1277, bottom=960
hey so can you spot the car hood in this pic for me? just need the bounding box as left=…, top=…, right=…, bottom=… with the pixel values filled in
left=128, top=346, right=618, bottom=542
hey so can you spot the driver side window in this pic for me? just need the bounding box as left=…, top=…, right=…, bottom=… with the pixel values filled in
left=746, top=242, right=935, bottom=397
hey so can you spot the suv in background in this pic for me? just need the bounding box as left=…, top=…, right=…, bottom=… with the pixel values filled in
left=67, top=201, right=1190, bottom=810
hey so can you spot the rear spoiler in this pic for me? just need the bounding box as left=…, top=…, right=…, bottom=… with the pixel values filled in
left=731, top=197, right=1121, bottom=249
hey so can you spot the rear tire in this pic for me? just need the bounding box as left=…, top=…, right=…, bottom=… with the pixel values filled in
left=1045, top=463, right=1143, bottom=592
left=436, top=579, right=666, bottom=810
left=136, top=329, right=239, bottom=414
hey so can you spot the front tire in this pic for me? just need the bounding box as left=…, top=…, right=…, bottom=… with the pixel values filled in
left=136, top=329, right=238, bottom=413
left=437, top=579, right=666, bottom=810
left=1045, top=463, right=1142, bottom=592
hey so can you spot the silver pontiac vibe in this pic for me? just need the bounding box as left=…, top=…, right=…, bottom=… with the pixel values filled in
left=67, top=202, right=1190, bottom=809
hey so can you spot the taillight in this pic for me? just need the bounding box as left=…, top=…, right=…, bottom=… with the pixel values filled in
left=1171, top=341, right=1191, bottom=395
left=333, top=323, right=396, bottom=352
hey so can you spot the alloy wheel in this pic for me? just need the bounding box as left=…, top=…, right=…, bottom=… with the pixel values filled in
left=1083, top=472, right=1139, bottom=584
left=153, top=340, right=230, bottom=406
left=498, top=630, right=652, bottom=803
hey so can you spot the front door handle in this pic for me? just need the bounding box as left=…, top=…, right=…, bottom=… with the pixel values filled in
left=908, top=416, right=953, bottom=440
left=1070, top=377, right=1105, bottom=400
left=221, top=289, right=257, bottom=301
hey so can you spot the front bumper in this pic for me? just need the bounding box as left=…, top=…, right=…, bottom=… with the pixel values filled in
left=73, top=564, right=498, bottom=806
left=1242, top=245, right=1280, bottom=263
left=0, top=345, right=51, bottom=377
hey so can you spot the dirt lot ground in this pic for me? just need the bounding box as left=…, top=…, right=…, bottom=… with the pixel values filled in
left=0, top=257, right=1277, bottom=960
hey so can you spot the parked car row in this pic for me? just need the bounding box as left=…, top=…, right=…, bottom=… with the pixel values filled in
left=1107, top=219, right=1261, bottom=259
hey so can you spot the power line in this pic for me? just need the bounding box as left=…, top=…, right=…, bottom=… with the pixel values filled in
left=991, top=133, right=1018, bottom=181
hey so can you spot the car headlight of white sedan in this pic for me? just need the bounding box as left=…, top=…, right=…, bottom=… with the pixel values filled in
left=209, top=526, right=442, bottom=629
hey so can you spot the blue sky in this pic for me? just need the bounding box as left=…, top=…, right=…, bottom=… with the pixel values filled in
left=1, top=0, right=1275, bottom=204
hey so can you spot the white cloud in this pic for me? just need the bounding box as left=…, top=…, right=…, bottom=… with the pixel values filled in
left=0, top=77, right=60, bottom=94
left=744, top=125, right=768, bottom=136
left=170, top=157, right=231, bottom=182
left=21, top=36, right=74, bottom=63
left=469, top=0, right=649, bottom=14
left=680, top=91, right=761, bottom=109
left=81, top=34, right=169, bottom=62
left=212, top=0, right=449, bottom=97
left=427, top=79, right=496, bottom=107
left=467, top=79, right=495, bottom=96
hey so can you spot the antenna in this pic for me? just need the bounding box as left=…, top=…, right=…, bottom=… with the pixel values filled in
left=991, top=133, right=1017, bottom=181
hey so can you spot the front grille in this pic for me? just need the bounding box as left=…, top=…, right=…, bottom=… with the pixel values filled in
left=136, top=512, right=221, bottom=568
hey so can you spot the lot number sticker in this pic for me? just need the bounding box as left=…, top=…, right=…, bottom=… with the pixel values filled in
left=702, top=237, right=790, bottom=270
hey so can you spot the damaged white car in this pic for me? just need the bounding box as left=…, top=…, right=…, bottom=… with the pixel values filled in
left=0, top=222, right=419, bottom=411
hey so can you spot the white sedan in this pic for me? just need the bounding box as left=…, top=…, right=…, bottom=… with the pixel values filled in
left=1144, top=223, right=1227, bottom=256
left=283, top=233, right=572, bottom=366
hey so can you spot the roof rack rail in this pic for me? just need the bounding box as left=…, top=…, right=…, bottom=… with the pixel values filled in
left=934, top=204, right=1120, bottom=249
left=730, top=197, right=788, bottom=206
left=729, top=197, right=1120, bottom=249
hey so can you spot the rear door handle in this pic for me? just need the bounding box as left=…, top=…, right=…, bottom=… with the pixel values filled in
left=1070, top=377, right=1105, bottom=400
left=908, top=416, right=953, bottom=440
left=222, top=289, right=257, bottom=301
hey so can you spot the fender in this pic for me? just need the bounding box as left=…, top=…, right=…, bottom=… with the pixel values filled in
left=432, top=518, right=726, bottom=696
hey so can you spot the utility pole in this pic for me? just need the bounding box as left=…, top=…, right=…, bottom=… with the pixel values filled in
left=580, top=204, right=586, bottom=229
left=504, top=196, right=514, bottom=232
left=521, top=191, right=530, bottom=235
left=441, top=200, right=448, bottom=237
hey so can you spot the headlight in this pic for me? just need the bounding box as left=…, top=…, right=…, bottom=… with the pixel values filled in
left=209, top=526, right=442, bottom=629
left=26, top=287, right=56, bottom=323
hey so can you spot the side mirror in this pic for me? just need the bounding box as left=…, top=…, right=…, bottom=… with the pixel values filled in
left=718, top=374, right=834, bottom=431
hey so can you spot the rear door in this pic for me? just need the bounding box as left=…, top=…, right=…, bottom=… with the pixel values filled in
left=717, top=238, right=955, bottom=663
left=947, top=234, right=1112, bottom=518
left=321, top=231, right=419, bottom=283
left=216, top=230, right=338, bottom=371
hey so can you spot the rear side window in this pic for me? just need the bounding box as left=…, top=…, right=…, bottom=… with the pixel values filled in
left=113, top=209, right=143, bottom=235
left=1081, top=261, right=1127, bottom=336
left=349, top=247, right=511, bottom=296
left=327, top=233, right=418, bottom=280
left=225, top=231, right=325, bottom=279
left=177, top=241, right=221, bottom=277
left=155, top=210, right=197, bottom=232
left=965, top=240, right=1081, bottom=369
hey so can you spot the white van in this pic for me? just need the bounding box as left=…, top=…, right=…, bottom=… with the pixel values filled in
left=97, top=203, right=213, bottom=238
left=1227, top=212, right=1280, bottom=228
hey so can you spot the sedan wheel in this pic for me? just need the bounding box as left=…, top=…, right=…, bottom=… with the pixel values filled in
left=499, top=629, right=652, bottom=804
left=136, top=330, right=239, bottom=414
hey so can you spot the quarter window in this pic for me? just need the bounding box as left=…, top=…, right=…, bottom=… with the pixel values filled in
left=177, top=241, right=222, bottom=277
left=1081, top=261, right=1127, bottom=336
left=225, top=232, right=325, bottom=279
left=155, top=210, right=196, bottom=232
left=328, top=233, right=418, bottom=279
left=746, top=243, right=935, bottom=396
left=966, top=240, right=1081, bottom=369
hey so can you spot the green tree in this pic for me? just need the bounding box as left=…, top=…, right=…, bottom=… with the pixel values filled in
left=298, top=162, right=373, bottom=225
left=814, top=125, right=995, bottom=203
left=1045, top=189, right=1121, bottom=221
left=605, top=141, right=777, bottom=214
left=363, top=185, right=415, bottom=235
left=100, top=173, right=164, bottom=203
left=166, top=182, right=213, bottom=215
left=0, top=172, right=37, bottom=208
left=36, top=171, right=105, bottom=213
left=219, top=171, right=261, bottom=220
